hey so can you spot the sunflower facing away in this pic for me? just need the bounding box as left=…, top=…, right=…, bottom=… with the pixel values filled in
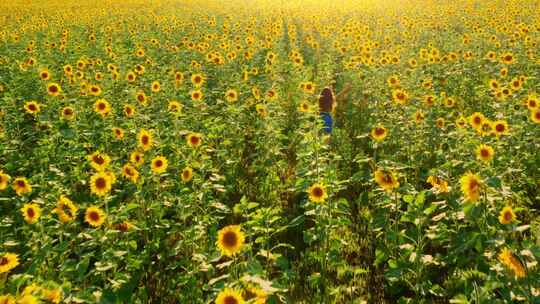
left=53, top=195, right=78, bottom=223
left=85, top=206, right=106, bottom=227
left=498, top=248, right=525, bottom=278
left=459, top=172, right=482, bottom=202
left=21, top=202, right=41, bottom=224
left=215, top=288, right=244, bottom=304
left=374, top=169, right=399, bottom=192
left=307, top=183, right=327, bottom=203
left=216, top=225, right=245, bottom=256
left=0, top=252, right=19, bottom=274
left=498, top=206, right=516, bottom=225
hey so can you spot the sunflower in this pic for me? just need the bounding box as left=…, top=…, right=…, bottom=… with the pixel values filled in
left=60, top=106, right=75, bottom=120
left=168, top=100, right=182, bottom=115
left=88, top=84, right=102, bottom=96
left=524, top=94, right=538, bottom=110
left=468, top=112, right=485, bottom=130
left=243, top=286, right=267, bottom=304
left=216, top=225, right=245, bottom=256
left=53, top=195, right=78, bottom=223
left=426, top=176, right=449, bottom=194
left=413, top=111, right=425, bottom=124
left=112, top=127, right=124, bottom=140
left=255, top=104, right=268, bottom=117
left=85, top=206, right=106, bottom=227
left=113, top=221, right=133, bottom=232
left=392, top=89, right=408, bottom=105
left=435, top=118, right=445, bottom=129
left=302, top=81, right=316, bottom=94
left=387, top=75, right=400, bottom=87
left=307, top=183, right=327, bottom=203
left=488, top=79, right=500, bottom=90
left=181, top=167, right=193, bottom=182
left=124, top=104, right=135, bottom=117
left=0, top=171, right=10, bottom=190
left=190, top=73, right=205, bottom=87
left=17, top=295, right=38, bottom=304
left=498, top=248, right=525, bottom=278
left=130, top=151, right=145, bottom=167
left=492, top=120, right=509, bottom=136
left=21, top=203, right=41, bottom=224
left=88, top=151, right=110, bottom=171
left=151, top=156, right=168, bottom=174
left=374, top=169, right=399, bottom=192
left=186, top=133, right=202, bottom=148
left=24, top=101, right=41, bottom=115
left=190, top=89, right=203, bottom=101
left=93, top=99, right=112, bottom=117
left=510, top=77, right=522, bottom=91
left=135, top=91, right=148, bottom=105
left=42, top=288, right=62, bottom=304
left=530, top=109, right=540, bottom=124
left=475, top=144, right=494, bottom=162
left=0, top=294, right=15, bottom=304
left=12, top=177, right=32, bottom=196
left=500, top=52, right=514, bottom=64
left=225, top=89, right=238, bottom=102
left=151, top=81, right=161, bottom=93
left=138, top=129, right=153, bottom=151
left=89, top=172, right=112, bottom=196
left=423, top=95, right=435, bottom=106
left=216, top=288, right=244, bottom=304
left=126, top=71, right=136, bottom=82
left=121, top=164, right=139, bottom=183
left=459, top=172, right=482, bottom=202
left=500, top=68, right=508, bottom=77
left=0, top=253, right=19, bottom=274
left=47, top=82, right=61, bottom=96
left=298, top=101, right=310, bottom=113
left=498, top=206, right=516, bottom=225
left=371, top=126, right=387, bottom=141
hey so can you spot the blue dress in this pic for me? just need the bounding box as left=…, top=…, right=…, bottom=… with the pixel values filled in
left=320, top=112, right=333, bottom=134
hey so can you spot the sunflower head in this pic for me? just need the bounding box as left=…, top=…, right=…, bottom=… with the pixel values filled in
left=531, top=109, right=540, bottom=124
left=492, top=120, right=509, bottom=136
left=61, top=106, right=75, bottom=120
left=181, top=167, right=194, bottom=182
left=498, top=206, right=516, bottom=225
left=371, top=126, right=387, bottom=141
left=122, top=164, right=140, bottom=183
left=308, top=183, right=327, bottom=203
left=12, top=177, right=32, bottom=196
left=216, top=288, right=245, bottom=304
left=24, top=101, right=41, bottom=115
left=0, top=252, right=19, bottom=274
left=85, top=206, right=106, bottom=227
left=186, top=133, right=202, bottom=148
left=374, top=169, right=399, bottom=192
left=216, top=225, right=245, bottom=256
left=93, top=99, right=111, bottom=117
left=498, top=248, right=525, bottom=278
left=138, top=129, right=153, bottom=151
left=130, top=151, right=145, bottom=167
left=90, top=172, right=113, bottom=197
left=151, top=156, right=168, bottom=174
left=88, top=152, right=110, bottom=171
left=20, top=203, right=41, bottom=224
left=47, top=82, right=61, bottom=96
left=168, top=101, right=183, bottom=114
left=0, top=171, right=11, bottom=190
left=124, top=104, right=135, bottom=117
left=459, top=172, right=482, bottom=202
left=225, top=89, right=238, bottom=102
left=475, top=144, right=494, bottom=162
left=190, top=89, right=203, bottom=101
left=54, top=195, right=78, bottom=223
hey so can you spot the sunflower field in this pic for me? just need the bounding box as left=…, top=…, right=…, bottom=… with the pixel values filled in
left=0, top=0, right=539, bottom=303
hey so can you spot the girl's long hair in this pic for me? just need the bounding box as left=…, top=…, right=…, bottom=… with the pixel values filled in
left=319, top=87, right=334, bottom=112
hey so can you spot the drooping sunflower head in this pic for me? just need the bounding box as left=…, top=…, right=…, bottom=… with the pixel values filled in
left=181, top=167, right=194, bottom=182
left=215, top=288, right=245, bottom=304
left=89, top=172, right=113, bottom=197
left=54, top=195, right=78, bottom=223
left=151, top=156, right=168, bottom=174
left=475, top=144, right=494, bottom=162
left=0, top=171, right=11, bottom=190
left=308, top=183, right=327, bottom=203
left=371, top=126, right=387, bottom=141
left=20, top=202, right=41, bottom=224
left=186, top=133, right=202, bottom=148
left=85, top=206, right=106, bottom=227
left=0, top=252, right=19, bottom=274
left=498, top=206, right=516, bottom=225
left=374, top=169, right=399, bottom=192
left=12, top=177, right=32, bottom=196
left=459, top=172, right=482, bottom=202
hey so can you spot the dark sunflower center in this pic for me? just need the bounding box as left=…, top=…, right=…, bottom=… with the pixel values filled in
left=95, top=177, right=106, bottom=189
left=183, top=171, right=190, bottom=179
left=49, top=85, right=58, bottom=93
left=223, top=296, right=238, bottom=304
left=142, top=136, right=149, bottom=145
left=17, top=180, right=25, bottom=187
left=480, top=149, right=490, bottom=158
left=98, top=103, right=106, bottom=110
left=505, top=55, right=512, bottom=61
left=375, top=128, right=385, bottom=136
left=137, top=95, right=145, bottom=102
left=223, top=231, right=238, bottom=248
left=190, top=137, right=199, bottom=145
left=495, top=124, right=505, bottom=132
left=504, top=211, right=512, bottom=221
left=473, top=117, right=481, bottom=124
left=28, top=104, right=37, bottom=111
left=535, top=112, right=540, bottom=119
left=155, top=160, right=163, bottom=167
left=64, top=108, right=73, bottom=115
left=89, top=211, right=100, bottom=222
left=0, top=257, right=7, bottom=266
left=27, top=208, right=35, bottom=218
left=312, top=187, right=323, bottom=197
left=382, top=174, right=393, bottom=184
left=93, top=155, right=105, bottom=165
left=468, top=180, right=479, bottom=191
